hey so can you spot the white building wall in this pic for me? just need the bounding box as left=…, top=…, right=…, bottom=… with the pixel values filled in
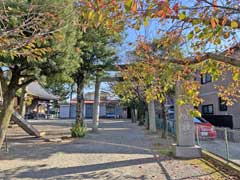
left=100, top=104, right=106, bottom=117
left=59, top=105, right=70, bottom=118
left=83, top=103, right=86, bottom=117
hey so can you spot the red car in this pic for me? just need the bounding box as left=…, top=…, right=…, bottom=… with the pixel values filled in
left=193, top=117, right=217, bottom=139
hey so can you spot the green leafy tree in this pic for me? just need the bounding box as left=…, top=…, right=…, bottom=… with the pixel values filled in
left=0, top=0, right=77, bottom=148
left=71, top=26, right=121, bottom=127
left=114, top=71, right=148, bottom=126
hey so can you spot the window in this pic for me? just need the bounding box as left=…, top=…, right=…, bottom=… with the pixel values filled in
left=202, top=104, right=214, bottom=114
left=219, top=97, right=227, bottom=111
left=201, top=73, right=212, bottom=84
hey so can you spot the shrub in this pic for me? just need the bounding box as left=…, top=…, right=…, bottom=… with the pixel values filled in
left=71, top=123, right=87, bottom=138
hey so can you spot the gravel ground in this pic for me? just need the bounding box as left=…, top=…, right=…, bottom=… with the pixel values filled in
left=0, top=119, right=237, bottom=180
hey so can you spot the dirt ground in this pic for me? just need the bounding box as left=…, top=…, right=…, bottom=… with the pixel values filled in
left=0, top=119, right=238, bottom=180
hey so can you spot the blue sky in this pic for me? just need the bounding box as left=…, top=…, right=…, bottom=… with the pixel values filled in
left=77, top=0, right=240, bottom=97
left=117, top=19, right=162, bottom=64
left=84, top=19, right=163, bottom=96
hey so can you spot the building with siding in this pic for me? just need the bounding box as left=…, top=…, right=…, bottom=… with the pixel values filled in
left=198, top=72, right=240, bottom=129
left=59, top=91, right=127, bottom=119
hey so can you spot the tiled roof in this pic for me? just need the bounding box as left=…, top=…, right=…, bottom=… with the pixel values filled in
left=26, top=82, right=58, bottom=100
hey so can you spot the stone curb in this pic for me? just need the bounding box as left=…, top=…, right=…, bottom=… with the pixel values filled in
left=202, top=150, right=240, bottom=177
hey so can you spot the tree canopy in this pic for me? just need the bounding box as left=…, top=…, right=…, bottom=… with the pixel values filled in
left=0, top=0, right=79, bottom=148
left=76, top=0, right=240, bottom=67
left=1, top=0, right=240, bottom=147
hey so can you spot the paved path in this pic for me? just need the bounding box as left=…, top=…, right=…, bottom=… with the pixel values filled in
left=200, top=139, right=240, bottom=165
left=0, top=119, right=237, bottom=180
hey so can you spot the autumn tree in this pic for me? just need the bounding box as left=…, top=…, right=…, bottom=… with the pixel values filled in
left=114, top=64, right=148, bottom=126
left=76, top=0, right=240, bottom=102
left=77, top=1, right=240, bottom=67
left=114, top=31, right=208, bottom=136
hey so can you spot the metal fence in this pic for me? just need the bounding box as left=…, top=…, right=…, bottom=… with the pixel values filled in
left=156, top=117, right=176, bottom=136
left=156, top=115, right=240, bottom=165
left=196, top=127, right=240, bottom=165
left=154, top=111, right=240, bottom=165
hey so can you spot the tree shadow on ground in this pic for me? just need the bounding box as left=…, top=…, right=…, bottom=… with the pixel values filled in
left=0, top=120, right=152, bottom=161
left=0, top=138, right=153, bottom=161
left=1, top=156, right=227, bottom=180
left=1, top=157, right=154, bottom=180
left=1, top=119, right=233, bottom=180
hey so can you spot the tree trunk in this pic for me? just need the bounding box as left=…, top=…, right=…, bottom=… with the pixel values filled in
left=134, top=109, right=138, bottom=122
left=0, top=89, right=16, bottom=149
left=69, top=83, right=74, bottom=118
left=138, top=109, right=145, bottom=126
left=132, top=108, right=137, bottom=123
left=131, top=108, right=136, bottom=123
left=92, top=75, right=101, bottom=132
left=19, top=86, right=27, bottom=117
left=76, top=75, right=85, bottom=126
left=131, top=109, right=134, bottom=123
left=138, top=109, right=144, bottom=125
left=161, top=101, right=167, bottom=138
left=144, top=110, right=149, bottom=129
left=148, top=101, right=156, bottom=132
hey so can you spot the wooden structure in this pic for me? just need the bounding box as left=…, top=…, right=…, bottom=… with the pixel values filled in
left=11, top=112, right=44, bottom=137
left=25, top=82, right=58, bottom=119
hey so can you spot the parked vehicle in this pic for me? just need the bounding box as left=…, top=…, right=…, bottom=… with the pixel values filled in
left=106, top=113, right=116, bottom=118
left=193, top=117, right=217, bottom=139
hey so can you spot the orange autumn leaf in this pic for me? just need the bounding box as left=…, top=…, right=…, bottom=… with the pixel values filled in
left=196, top=55, right=201, bottom=61
left=156, top=10, right=167, bottom=18
left=222, top=16, right=227, bottom=26
left=210, top=17, right=216, bottom=29
left=132, top=0, right=137, bottom=13
left=173, top=3, right=179, bottom=15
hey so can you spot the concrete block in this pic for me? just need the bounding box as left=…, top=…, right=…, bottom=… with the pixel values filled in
left=173, top=144, right=202, bottom=158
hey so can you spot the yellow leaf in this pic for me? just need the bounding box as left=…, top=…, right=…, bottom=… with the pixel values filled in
left=233, top=72, right=239, bottom=81
left=98, top=13, right=103, bottom=23
left=231, top=21, right=238, bottom=28
left=190, top=110, right=201, bottom=117
left=143, top=17, right=149, bottom=27
left=194, top=27, right=200, bottom=33
left=187, top=31, right=194, bottom=40
left=125, top=0, right=132, bottom=11
left=179, top=12, right=186, bottom=20
left=177, top=99, right=185, bottom=105
left=88, top=10, right=94, bottom=20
